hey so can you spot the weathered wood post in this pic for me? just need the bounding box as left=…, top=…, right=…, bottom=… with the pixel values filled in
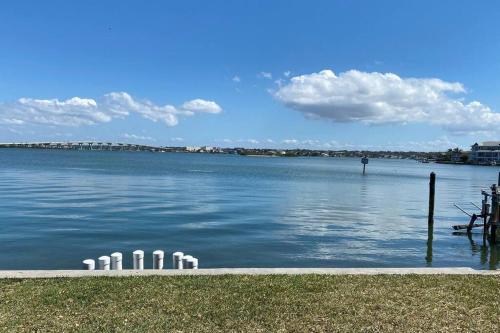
left=98, top=256, right=110, bottom=270
left=425, top=224, right=433, bottom=266
left=82, top=259, right=95, bottom=270
left=491, top=185, right=499, bottom=244
left=153, top=250, right=164, bottom=269
left=482, top=191, right=490, bottom=241
left=428, top=172, right=435, bottom=225
left=133, top=250, right=144, bottom=270
left=111, top=252, right=123, bottom=270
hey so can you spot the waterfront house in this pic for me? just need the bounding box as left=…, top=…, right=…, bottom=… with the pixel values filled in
left=470, top=142, right=500, bottom=164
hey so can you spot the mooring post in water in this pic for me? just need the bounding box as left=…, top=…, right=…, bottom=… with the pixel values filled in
left=425, top=224, right=433, bottom=266
left=153, top=250, right=164, bottom=269
left=482, top=193, right=490, bottom=241
left=361, top=156, right=368, bottom=175
left=173, top=251, right=184, bottom=269
left=428, top=172, right=436, bottom=225
left=111, top=252, right=123, bottom=270
left=133, top=250, right=144, bottom=270
left=82, top=259, right=95, bottom=270
left=98, top=256, right=110, bottom=270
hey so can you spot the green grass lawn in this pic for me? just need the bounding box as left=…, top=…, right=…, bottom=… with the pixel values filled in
left=0, top=275, right=499, bottom=332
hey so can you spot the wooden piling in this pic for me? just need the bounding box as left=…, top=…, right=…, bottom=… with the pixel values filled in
left=491, top=186, right=498, bottom=244
left=425, top=224, right=433, bottom=266
left=428, top=172, right=435, bottom=225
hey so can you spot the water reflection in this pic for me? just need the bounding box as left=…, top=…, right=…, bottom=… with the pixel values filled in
left=2, top=150, right=500, bottom=269
left=447, top=231, right=500, bottom=269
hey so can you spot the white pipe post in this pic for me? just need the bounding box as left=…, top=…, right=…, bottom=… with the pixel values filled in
left=133, top=250, right=144, bottom=270
left=111, top=252, right=123, bottom=270
left=153, top=250, right=164, bottom=269
left=182, top=255, right=193, bottom=269
left=192, top=257, right=198, bottom=269
left=186, top=257, right=195, bottom=269
left=173, top=251, right=184, bottom=269
left=82, top=259, right=95, bottom=270
left=98, top=256, right=110, bottom=270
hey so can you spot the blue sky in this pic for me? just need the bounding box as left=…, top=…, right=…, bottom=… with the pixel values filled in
left=1, top=1, right=500, bottom=151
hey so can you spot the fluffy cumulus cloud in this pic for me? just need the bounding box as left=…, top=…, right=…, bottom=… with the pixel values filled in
left=0, top=92, right=222, bottom=127
left=274, top=69, right=500, bottom=134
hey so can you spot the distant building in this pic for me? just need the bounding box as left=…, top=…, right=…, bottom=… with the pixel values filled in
left=470, top=142, right=500, bottom=163
left=451, top=152, right=462, bottom=163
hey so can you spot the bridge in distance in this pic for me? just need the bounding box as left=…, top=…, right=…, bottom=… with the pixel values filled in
left=0, top=142, right=168, bottom=152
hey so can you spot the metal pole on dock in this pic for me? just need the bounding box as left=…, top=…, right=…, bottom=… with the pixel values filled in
left=428, top=172, right=435, bottom=225
left=133, top=250, right=144, bottom=270
left=111, top=252, right=123, bottom=270
left=82, top=259, right=95, bottom=270
left=153, top=250, right=164, bottom=269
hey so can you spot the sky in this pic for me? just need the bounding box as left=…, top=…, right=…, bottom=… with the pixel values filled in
left=1, top=0, right=500, bottom=151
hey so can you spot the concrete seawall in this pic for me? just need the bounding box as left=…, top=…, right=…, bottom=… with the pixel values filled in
left=0, top=267, right=499, bottom=278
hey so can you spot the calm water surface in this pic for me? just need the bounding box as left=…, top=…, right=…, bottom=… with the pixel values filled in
left=0, top=149, right=499, bottom=269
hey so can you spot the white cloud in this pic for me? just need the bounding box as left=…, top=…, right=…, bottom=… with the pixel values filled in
left=170, top=137, right=184, bottom=142
left=180, top=99, right=222, bottom=114
left=232, top=75, right=241, bottom=83
left=301, top=139, right=320, bottom=145
left=122, top=133, right=156, bottom=141
left=265, top=138, right=275, bottom=143
left=274, top=69, right=500, bottom=134
left=258, top=72, right=272, bottom=79
left=282, top=139, right=299, bottom=145
left=0, top=92, right=222, bottom=128
left=284, top=71, right=291, bottom=77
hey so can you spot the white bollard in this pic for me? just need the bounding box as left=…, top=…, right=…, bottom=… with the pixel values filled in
left=82, top=259, right=95, bottom=270
left=192, top=257, right=198, bottom=269
left=133, top=250, right=144, bottom=270
left=173, top=251, right=184, bottom=269
left=153, top=250, right=164, bottom=269
left=98, top=256, right=110, bottom=270
left=182, top=255, right=193, bottom=269
left=186, top=256, right=195, bottom=269
left=111, top=252, right=123, bottom=270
